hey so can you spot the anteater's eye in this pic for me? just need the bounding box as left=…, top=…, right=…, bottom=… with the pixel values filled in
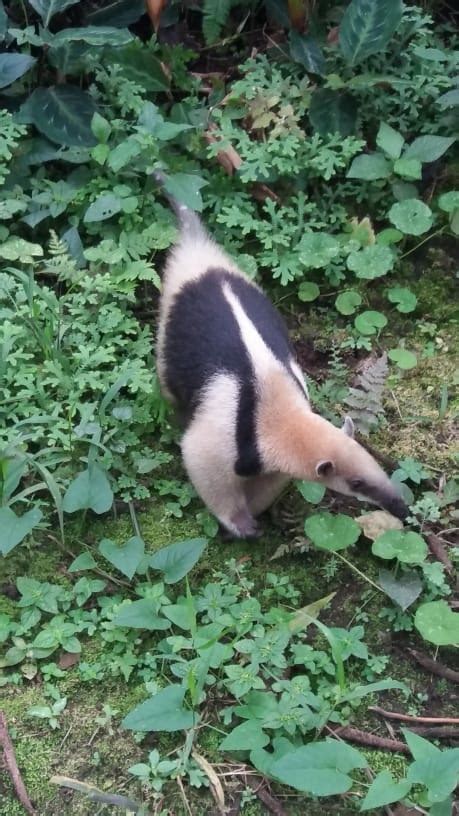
left=350, top=478, right=363, bottom=490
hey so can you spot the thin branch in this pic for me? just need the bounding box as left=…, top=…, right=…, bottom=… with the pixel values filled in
left=244, top=776, right=288, bottom=816
left=369, top=706, right=459, bottom=725
left=331, top=725, right=409, bottom=754
left=0, top=711, right=36, bottom=815
left=408, top=649, right=459, bottom=684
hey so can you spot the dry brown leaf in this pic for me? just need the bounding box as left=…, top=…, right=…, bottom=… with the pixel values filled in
left=192, top=751, right=225, bottom=814
left=204, top=127, right=242, bottom=175
left=327, top=26, right=339, bottom=45
left=356, top=510, right=403, bottom=541
left=145, top=0, right=167, bottom=32
left=58, top=651, right=80, bottom=670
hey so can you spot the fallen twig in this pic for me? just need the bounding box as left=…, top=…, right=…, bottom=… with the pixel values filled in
left=370, top=706, right=459, bottom=725
left=0, top=711, right=36, bottom=816
left=192, top=750, right=226, bottom=815
left=426, top=532, right=454, bottom=573
left=408, top=649, right=459, bottom=684
left=245, top=775, right=288, bottom=816
left=50, top=775, right=141, bottom=811
left=406, top=726, right=459, bottom=739
left=332, top=725, right=409, bottom=754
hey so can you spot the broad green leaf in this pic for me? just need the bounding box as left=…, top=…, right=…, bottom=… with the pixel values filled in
left=122, top=684, right=195, bottom=732
left=47, top=41, right=92, bottom=75
left=99, top=536, right=144, bottom=580
left=335, top=290, right=362, bottom=315
left=388, top=348, right=417, bottom=370
left=438, top=191, right=459, bottom=213
left=344, top=678, right=407, bottom=702
left=372, top=530, right=427, bottom=564
left=305, top=512, right=361, bottom=551
left=387, top=286, right=417, bottom=313
left=414, top=601, right=459, bottom=646
left=296, top=480, right=325, bottom=504
left=0, top=237, right=43, bottom=262
left=339, top=0, right=403, bottom=65
left=376, top=228, right=403, bottom=245
left=298, top=281, right=320, bottom=302
left=347, top=153, right=391, bottom=181
left=1, top=457, right=27, bottom=501
left=86, top=0, right=145, bottom=27
left=0, top=53, right=36, bottom=89
left=347, top=244, right=393, bottom=279
left=378, top=568, right=422, bottom=610
left=91, top=112, right=111, bottom=143
left=407, top=747, right=459, bottom=803
left=309, top=89, right=357, bottom=137
left=393, top=157, right=422, bottom=180
left=163, top=174, right=208, bottom=213
left=102, top=43, right=169, bottom=92
left=28, top=0, right=79, bottom=26
left=272, top=739, right=367, bottom=795
left=111, top=599, right=170, bottom=630
left=84, top=193, right=122, bottom=223
left=289, top=31, right=325, bottom=75
left=0, top=506, right=42, bottom=556
left=437, top=89, right=459, bottom=109
left=299, top=233, right=340, bottom=268
left=50, top=26, right=133, bottom=47
left=404, top=135, right=455, bottom=163
left=63, top=465, right=113, bottom=514
left=376, top=122, right=404, bottom=160
left=220, top=720, right=270, bottom=751
left=360, top=769, right=412, bottom=810
left=354, top=310, right=387, bottom=335
left=20, top=86, right=98, bottom=147
left=389, top=198, right=433, bottom=235
left=402, top=728, right=441, bottom=761
left=163, top=600, right=194, bottom=630
left=68, top=552, right=97, bottom=572
left=149, top=538, right=207, bottom=584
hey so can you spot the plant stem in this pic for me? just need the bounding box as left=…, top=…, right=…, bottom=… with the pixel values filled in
left=334, top=551, right=383, bottom=593
left=399, top=227, right=445, bottom=260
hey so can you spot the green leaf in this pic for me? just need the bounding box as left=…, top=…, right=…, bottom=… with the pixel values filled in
left=68, top=552, right=97, bottom=572
left=347, top=153, right=391, bottom=181
left=0, top=53, right=36, bottom=89
left=387, top=287, right=417, bottom=313
left=28, top=0, right=79, bottom=26
left=438, top=191, right=459, bottom=213
left=0, top=238, right=43, bottom=262
left=122, top=685, right=195, bottom=732
left=0, top=2, right=8, bottom=41
left=220, top=720, right=270, bottom=751
left=163, top=174, right=208, bottom=213
left=63, top=465, right=113, bottom=514
left=299, top=233, right=340, bottom=268
left=298, top=282, right=320, bottom=302
left=347, top=244, right=394, bottom=279
left=85, top=0, right=145, bottom=27
left=378, top=568, right=423, bottom=610
left=149, top=538, right=207, bottom=584
left=414, top=601, right=459, bottom=646
left=91, top=112, right=111, bottom=143
left=372, top=530, right=427, bottom=564
left=339, top=0, right=403, bottom=65
left=271, top=739, right=367, bottom=795
left=112, top=600, right=170, bottom=630
left=309, top=90, right=357, bottom=137
left=393, top=157, right=422, bottom=180
left=304, top=512, right=361, bottom=551
left=360, top=769, right=412, bottom=810
left=437, top=89, right=459, bottom=109
left=403, top=728, right=441, bottom=761
left=99, top=536, right=144, bottom=580
left=20, top=86, right=98, bottom=147
left=354, top=310, right=387, bottom=335
left=50, top=26, right=133, bottom=47
left=0, top=507, right=42, bottom=556
left=376, top=122, right=404, bottom=160
left=296, top=480, right=326, bottom=504
left=84, top=193, right=122, bottom=223
left=389, top=199, right=433, bottom=235
left=376, top=228, right=403, bottom=245
left=404, top=135, right=456, bottom=163
left=163, top=600, right=194, bottom=630
left=344, top=678, right=407, bottom=702
left=289, top=31, right=325, bottom=75
left=335, top=290, right=362, bottom=315
left=388, top=348, right=417, bottom=370
left=407, top=745, right=459, bottom=803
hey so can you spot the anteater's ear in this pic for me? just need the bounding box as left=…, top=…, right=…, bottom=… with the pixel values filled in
left=342, top=415, right=355, bottom=438
left=315, top=460, right=335, bottom=478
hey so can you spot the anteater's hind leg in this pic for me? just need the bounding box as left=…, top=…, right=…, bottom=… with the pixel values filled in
left=245, top=473, right=290, bottom=517
left=181, top=374, right=259, bottom=539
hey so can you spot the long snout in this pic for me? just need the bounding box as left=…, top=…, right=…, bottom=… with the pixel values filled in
left=379, top=489, right=409, bottom=521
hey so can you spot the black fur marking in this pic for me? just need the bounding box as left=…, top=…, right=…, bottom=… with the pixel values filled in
left=163, top=268, right=298, bottom=476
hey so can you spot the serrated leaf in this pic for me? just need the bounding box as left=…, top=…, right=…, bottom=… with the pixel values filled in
left=360, top=769, right=412, bottom=810
left=0, top=53, right=36, bottom=89
left=376, top=122, right=404, bottom=160
left=122, top=684, right=195, bottom=731
left=99, top=536, right=144, bottom=579
left=289, top=31, right=325, bottom=75
left=20, top=86, right=98, bottom=147
left=339, top=0, right=403, bottom=65
left=347, top=244, right=393, bottom=279
left=354, top=310, right=387, bottom=335
left=388, top=348, right=417, bottom=370
left=305, top=512, right=361, bottom=551
left=404, top=135, right=455, bottom=163
left=378, top=568, right=423, bottom=610
left=149, top=538, right=207, bottom=584
left=335, top=290, right=362, bottom=315
left=28, top=0, right=79, bottom=26
left=220, top=720, right=270, bottom=751
left=347, top=152, right=391, bottom=181
left=414, top=601, right=459, bottom=646
left=0, top=506, right=42, bottom=556
left=372, top=530, right=427, bottom=564
left=309, top=89, right=357, bottom=137
left=84, top=194, right=122, bottom=223
left=112, top=599, right=170, bottom=630
left=63, top=465, right=113, bottom=515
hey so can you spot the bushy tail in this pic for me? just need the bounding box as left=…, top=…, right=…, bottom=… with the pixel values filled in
left=153, top=170, right=206, bottom=241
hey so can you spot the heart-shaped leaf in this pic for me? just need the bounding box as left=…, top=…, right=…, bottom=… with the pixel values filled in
left=220, top=720, right=270, bottom=751
left=335, top=290, right=362, bottom=315
left=354, top=310, right=388, bottom=335
left=372, top=530, right=427, bottom=564
left=387, top=286, right=417, bottom=313
left=271, top=739, right=367, bottom=795
left=63, top=465, right=113, bottom=514
left=149, top=538, right=207, bottom=584
left=68, top=552, right=97, bottom=572
left=122, top=684, right=195, bottom=731
left=415, top=601, right=459, bottom=646
left=0, top=507, right=42, bottom=556
left=361, top=769, right=412, bottom=810
left=304, top=512, right=361, bottom=551
left=99, top=536, right=144, bottom=579
left=111, top=599, right=170, bottom=630
left=388, top=348, right=417, bottom=370
left=379, top=568, right=423, bottom=610
left=388, top=199, right=433, bottom=236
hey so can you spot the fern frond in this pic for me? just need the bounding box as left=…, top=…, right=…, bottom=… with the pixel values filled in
left=344, top=353, right=388, bottom=435
left=202, top=0, right=232, bottom=44
left=43, top=230, right=79, bottom=282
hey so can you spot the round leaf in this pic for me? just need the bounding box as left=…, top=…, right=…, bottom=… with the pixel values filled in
left=347, top=244, right=394, bottom=279
left=388, top=199, right=433, bottom=236
left=335, top=290, right=362, bottom=315
left=354, top=310, right=387, bottom=335
left=297, top=480, right=326, bottom=504
left=414, top=601, right=459, bottom=646
left=372, top=530, right=427, bottom=564
left=20, top=86, right=98, bottom=147
left=387, top=286, right=417, bottom=313
left=299, top=233, right=340, bottom=268
left=438, top=190, right=459, bottom=213
left=304, top=512, right=361, bottom=551
left=298, top=282, right=320, bottom=302
left=388, top=348, right=417, bottom=370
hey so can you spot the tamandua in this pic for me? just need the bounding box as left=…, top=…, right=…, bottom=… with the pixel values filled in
left=155, top=173, right=408, bottom=538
